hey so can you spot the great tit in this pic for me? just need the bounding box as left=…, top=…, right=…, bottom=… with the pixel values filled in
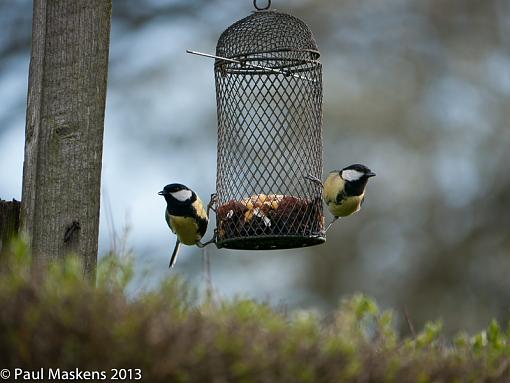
left=306, top=164, right=376, bottom=230
left=158, top=183, right=208, bottom=268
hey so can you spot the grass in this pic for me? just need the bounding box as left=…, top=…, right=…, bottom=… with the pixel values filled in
left=1, top=238, right=509, bottom=382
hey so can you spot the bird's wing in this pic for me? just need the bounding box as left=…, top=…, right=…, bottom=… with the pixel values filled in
left=324, top=173, right=345, bottom=204
left=192, top=198, right=208, bottom=238
left=169, top=239, right=181, bottom=268
left=197, top=217, right=208, bottom=238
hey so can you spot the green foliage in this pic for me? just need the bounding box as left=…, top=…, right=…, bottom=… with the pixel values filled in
left=0, top=241, right=509, bottom=382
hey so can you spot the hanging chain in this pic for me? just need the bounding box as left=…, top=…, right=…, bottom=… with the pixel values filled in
left=253, top=0, right=271, bottom=11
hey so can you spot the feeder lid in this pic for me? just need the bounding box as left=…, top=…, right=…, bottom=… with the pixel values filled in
left=216, top=10, right=320, bottom=61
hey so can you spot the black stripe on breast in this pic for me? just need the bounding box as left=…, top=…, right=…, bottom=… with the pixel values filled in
left=166, top=204, right=208, bottom=238
left=167, top=203, right=194, bottom=217
left=335, top=190, right=346, bottom=205
left=344, top=178, right=368, bottom=197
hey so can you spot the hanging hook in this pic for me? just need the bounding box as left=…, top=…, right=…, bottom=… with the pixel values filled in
left=253, top=0, right=271, bottom=11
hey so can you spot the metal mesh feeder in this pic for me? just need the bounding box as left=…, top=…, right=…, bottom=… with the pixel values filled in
left=214, top=3, right=325, bottom=250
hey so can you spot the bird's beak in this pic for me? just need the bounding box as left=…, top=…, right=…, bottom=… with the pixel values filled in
left=367, top=172, right=376, bottom=178
left=158, top=191, right=165, bottom=196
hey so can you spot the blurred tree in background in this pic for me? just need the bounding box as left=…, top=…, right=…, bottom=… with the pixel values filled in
left=0, top=0, right=509, bottom=335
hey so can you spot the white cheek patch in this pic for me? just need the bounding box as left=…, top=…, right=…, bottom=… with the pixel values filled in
left=342, top=169, right=364, bottom=181
left=171, top=189, right=193, bottom=202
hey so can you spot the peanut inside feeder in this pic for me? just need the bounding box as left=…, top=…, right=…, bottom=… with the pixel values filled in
left=214, top=6, right=325, bottom=250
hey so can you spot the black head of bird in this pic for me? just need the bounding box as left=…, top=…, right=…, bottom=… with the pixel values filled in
left=158, top=183, right=208, bottom=268
left=338, top=164, right=376, bottom=197
left=159, top=183, right=196, bottom=211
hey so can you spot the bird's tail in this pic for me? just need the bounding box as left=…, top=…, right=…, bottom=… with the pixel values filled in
left=169, top=239, right=181, bottom=268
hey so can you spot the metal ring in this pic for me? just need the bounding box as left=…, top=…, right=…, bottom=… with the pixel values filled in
left=253, top=0, right=271, bottom=11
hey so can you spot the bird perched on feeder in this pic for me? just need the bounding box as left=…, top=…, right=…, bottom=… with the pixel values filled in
left=158, top=183, right=208, bottom=268
left=305, top=164, right=376, bottom=230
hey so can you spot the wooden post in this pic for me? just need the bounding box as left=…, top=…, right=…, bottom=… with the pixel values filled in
left=0, top=199, right=21, bottom=256
left=21, top=0, right=112, bottom=276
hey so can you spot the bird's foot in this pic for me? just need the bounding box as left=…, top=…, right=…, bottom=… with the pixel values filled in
left=325, top=217, right=339, bottom=233
left=303, top=174, right=324, bottom=188
left=197, top=229, right=218, bottom=248
left=207, top=193, right=218, bottom=215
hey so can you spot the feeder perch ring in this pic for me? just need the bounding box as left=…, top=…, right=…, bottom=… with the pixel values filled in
left=253, top=0, right=271, bottom=11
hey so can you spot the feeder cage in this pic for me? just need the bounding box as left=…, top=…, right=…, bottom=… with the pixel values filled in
left=214, top=2, right=325, bottom=250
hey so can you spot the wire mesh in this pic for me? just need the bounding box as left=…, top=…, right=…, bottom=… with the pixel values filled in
left=215, top=10, right=325, bottom=250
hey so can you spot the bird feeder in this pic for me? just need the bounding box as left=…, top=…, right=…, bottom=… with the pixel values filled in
left=213, top=0, right=325, bottom=250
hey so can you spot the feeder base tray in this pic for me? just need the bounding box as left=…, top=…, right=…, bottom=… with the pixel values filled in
left=217, top=235, right=326, bottom=250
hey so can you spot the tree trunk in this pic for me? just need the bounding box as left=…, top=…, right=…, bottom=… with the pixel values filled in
left=0, top=199, right=21, bottom=256
left=21, top=0, right=112, bottom=277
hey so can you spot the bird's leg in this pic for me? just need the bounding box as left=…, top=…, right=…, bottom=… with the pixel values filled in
left=197, top=229, right=218, bottom=248
left=325, top=217, right=339, bottom=233
left=303, top=174, right=324, bottom=189
left=207, top=193, right=218, bottom=215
